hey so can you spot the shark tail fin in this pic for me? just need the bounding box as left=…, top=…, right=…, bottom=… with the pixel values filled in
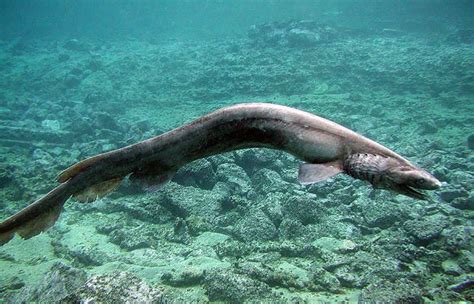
left=0, top=183, right=71, bottom=246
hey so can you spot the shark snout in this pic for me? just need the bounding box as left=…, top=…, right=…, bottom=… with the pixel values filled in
left=419, top=171, right=442, bottom=190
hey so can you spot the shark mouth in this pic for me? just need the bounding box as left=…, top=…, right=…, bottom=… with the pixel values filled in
left=396, top=184, right=428, bottom=200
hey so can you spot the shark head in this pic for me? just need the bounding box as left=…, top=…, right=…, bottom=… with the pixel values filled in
left=344, top=153, right=442, bottom=200
left=382, top=162, right=442, bottom=200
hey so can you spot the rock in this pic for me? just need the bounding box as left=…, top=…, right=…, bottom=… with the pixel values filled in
left=41, top=119, right=61, bottom=132
left=94, top=112, right=120, bottom=131
left=468, top=134, right=474, bottom=150
left=309, top=266, right=341, bottom=293
left=279, top=218, right=307, bottom=240
left=0, top=164, right=15, bottom=188
left=204, top=270, right=271, bottom=302
left=54, top=241, right=109, bottom=266
left=160, top=182, right=224, bottom=222
left=248, top=20, right=337, bottom=48
left=459, top=250, right=474, bottom=272
left=252, top=168, right=290, bottom=193
left=281, top=194, right=321, bottom=225
left=288, top=29, right=321, bottom=47
left=64, top=74, right=81, bottom=88
left=174, top=159, right=217, bottom=189
left=109, top=227, right=154, bottom=251
left=216, top=163, right=252, bottom=195
left=11, top=262, right=87, bottom=303
left=260, top=192, right=285, bottom=226
left=440, top=185, right=469, bottom=203
left=334, top=265, right=359, bottom=288
left=441, top=259, right=463, bottom=275
left=0, top=276, right=24, bottom=292
left=451, top=193, right=474, bottom=210
left=234, top=209, right=277, bottom=242
left=32, top=148, right=54, bottom=166
left=448, top=276, right=474, bottom=293
left=404, top=214, right=449, bottom=245
left=167, top=217, right=191, bottom=244
left=58, top=53, right=70, bottom=62
left=312, top=237, right=358, bottom=254
left=358, top=279, right=423, bottom=304
left=272, top=261, right=312, bottom=289
left=443, top=225, right=473, bottom=252
left=63, top=39, right=89, bottom=52
left=194, top=232, right=230, bottom=247
left=106, top=195, right=173, bottom=224
left=235, top=149, right=281, bottom=175
left=66, top=272, right=165, bottom=303
left=362, top=200, right=402, bottom=228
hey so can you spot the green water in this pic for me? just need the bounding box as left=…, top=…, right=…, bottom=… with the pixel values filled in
left=0, top=1, right=473, bottom=303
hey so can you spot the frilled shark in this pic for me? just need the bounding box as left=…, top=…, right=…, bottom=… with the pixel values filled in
left=0, top=103, right=441, bottom=245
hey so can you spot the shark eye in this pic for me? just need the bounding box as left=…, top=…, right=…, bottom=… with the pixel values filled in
left=416, top=178, right=426, bottom=185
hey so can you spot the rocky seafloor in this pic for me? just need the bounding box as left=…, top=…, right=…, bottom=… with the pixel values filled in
left=0, top=21, right=473, bottom=303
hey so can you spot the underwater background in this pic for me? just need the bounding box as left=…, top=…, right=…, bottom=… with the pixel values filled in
left=0, top=0, right=473, bottom=302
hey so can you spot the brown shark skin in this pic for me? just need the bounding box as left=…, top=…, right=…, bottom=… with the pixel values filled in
left=0, top=103, right=437, bottom=244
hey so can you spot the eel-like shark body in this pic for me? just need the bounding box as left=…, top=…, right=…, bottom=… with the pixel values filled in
left=0, top=103, right=441, bottom=245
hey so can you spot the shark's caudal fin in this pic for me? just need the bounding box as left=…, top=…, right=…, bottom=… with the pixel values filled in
left=0, top=153, right=128, bottom=245
left=0, top=183, right=71, bottom=245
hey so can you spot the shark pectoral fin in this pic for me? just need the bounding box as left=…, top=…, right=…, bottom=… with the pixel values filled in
left=298, top=162, right=343, bottom=185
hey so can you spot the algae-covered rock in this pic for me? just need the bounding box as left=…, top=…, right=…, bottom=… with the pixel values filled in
left=11, top=262, right=87, bottom=303
left=252, top=168, right=290, bottom=193
left=235, top=149, right=282, bottom=175
left=174, top=158, right=217, bottom=189
left=234, top=209, right=277, bottom=242
left=66, top=272, right=165, bottom=303
left=312, top=237, right=358, bottom=254
left=109, top=227, right=154, bottom=251
left=441, top=259, right=463, bottom=275
left=404, top=214, right=449, bottom=245
left=106, top=195, right=173, bottom=224
left=281, top=194, right=321, bottom=225
left=279, top=218, right=308, bottom=240
left=358, top=279, right=423, bottom=304
left=204, top=270, right=271, bottom=303
left=309, top=266, right=342, bottom=293
left=442, top=225, right=473, bottom=252
left=468, top=134, right=474, bottom=150
left=216, top=163, right=252, bottom=195
left=440, top=185, right=469, bottom=203
left=160, top=182, right=224, bottom=221
left=362, top=200, right=403, bottom=228
left=63, top=39, right=89, bottom=52
left=451, top=193, right=474, bottom=210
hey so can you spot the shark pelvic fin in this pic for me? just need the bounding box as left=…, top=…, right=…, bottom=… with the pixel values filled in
left=298, top=161, right=342, bottom=185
